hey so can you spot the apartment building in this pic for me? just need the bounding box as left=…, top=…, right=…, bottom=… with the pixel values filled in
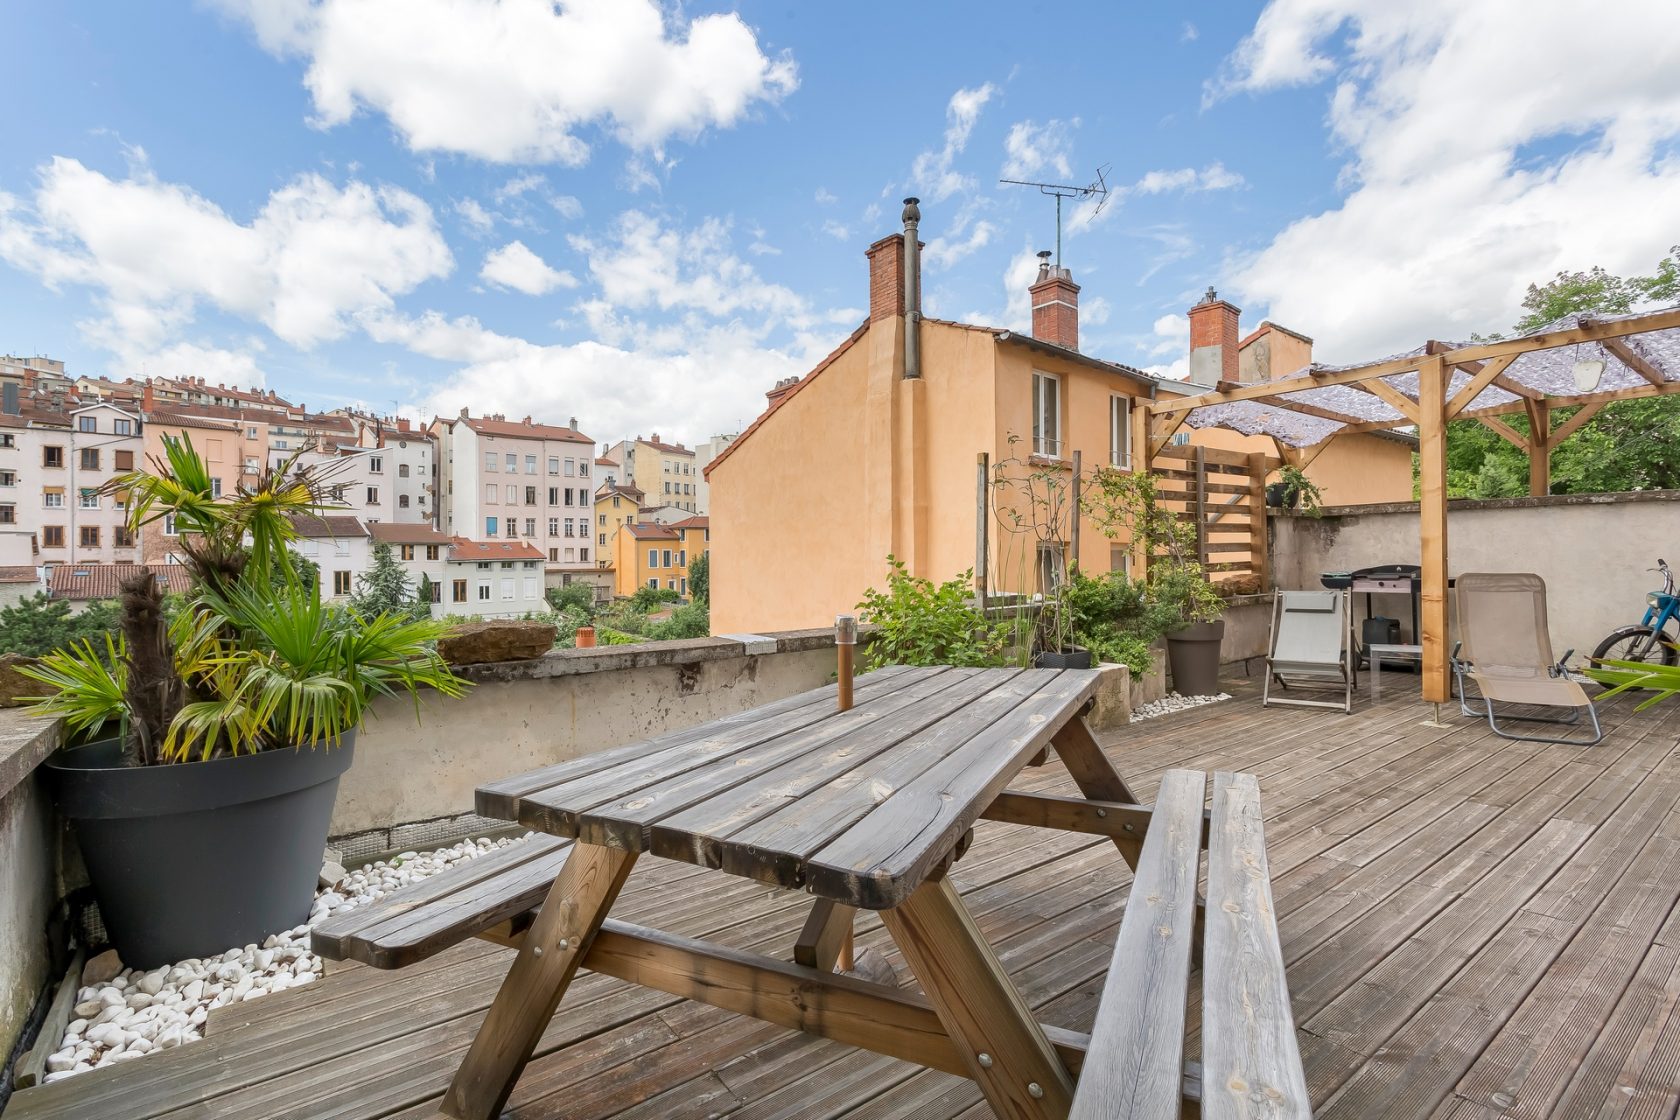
left=140, top=408, right=262, bottom=565
left=4, top=402, right=145, bottom=567
left=441, top=538, right=548, bottom=618
left=601, top=434, right=699, bottom=513
left=592, top=481, right=644, bottom=573
left=612, top=516, right=709, bottom=599
left=692, top=433, right=737, bottom=514
left=369, top=521, right=450, bottom=616
left=344, top=416, right=436, bottom=526
left=429, top=411, right=597, bottom=583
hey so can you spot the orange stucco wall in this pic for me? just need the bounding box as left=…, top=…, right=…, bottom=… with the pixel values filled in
left=1187, top=425, right=1414, bottom=505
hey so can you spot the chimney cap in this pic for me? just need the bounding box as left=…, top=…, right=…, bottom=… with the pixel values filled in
left=902, top=197, right=920, bottom=225
left=1199, top=286, right=1220, bottom=304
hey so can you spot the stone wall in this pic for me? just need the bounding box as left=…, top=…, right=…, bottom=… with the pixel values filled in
left=0, top=715, right=60, bottom=1094
left=1269, top=490, right=1680, bottom=656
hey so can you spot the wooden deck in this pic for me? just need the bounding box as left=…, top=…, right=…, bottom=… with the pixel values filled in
left=12, top=675, right=1680, bottom=1119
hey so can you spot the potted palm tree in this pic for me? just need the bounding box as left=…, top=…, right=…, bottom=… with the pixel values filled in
left=23, top=436, right=467, bottom=967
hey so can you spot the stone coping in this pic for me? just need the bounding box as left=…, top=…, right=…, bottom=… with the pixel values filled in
left=1276, top=488, right=1680, bottom=519
left=0, top=710, right=60, bottom=802
left=457, top=626, right=848, bottom=683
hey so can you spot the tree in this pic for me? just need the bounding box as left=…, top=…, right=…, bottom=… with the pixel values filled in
left=546, top=581, right=596, bottom=616
left=0, top=594, right=122, bottom=658
left=1443, top=246, right=1680, bottom=497
left=687, top=551, right=709, bottom=604
left=350, top=543, right=428, bottom=621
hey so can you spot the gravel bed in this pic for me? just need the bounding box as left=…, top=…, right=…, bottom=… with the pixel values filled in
left=1129, top=691, right=1232, bottom=723
left=41, top=834, right=530, bottom=1082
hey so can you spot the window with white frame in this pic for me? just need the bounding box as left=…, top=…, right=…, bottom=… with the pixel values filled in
left=1109, top=395, right=1131, bottom=469
left=485, top=483, right=498, bottom=503
left=1032, top=372, right=1061, bottom=457
left=547, top=456, right=559, bottom=474
left=505, top=453, right=518, bottom=472
left=484, top=451, right=498, bottom=472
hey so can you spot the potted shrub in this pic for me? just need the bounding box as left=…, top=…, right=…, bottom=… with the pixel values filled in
left=1265, top=464, right=1325, bottom=514
left=1083, top=466, right=1227, bottom=696
left=22, top=436, right=467, bottom=967
left=989, top=438, right=1093, bottom=669
left=856, top=556, right=1009, bottom=668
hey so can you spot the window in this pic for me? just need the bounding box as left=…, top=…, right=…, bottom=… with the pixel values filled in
left=648, top=548, right=658, bottom=568
left=563, top=488, right=574, bottom=506
left=369, top=456, right=383, bottom=473
left=524, top=455, right=537, bottom=475
left=667, top=579, right=676, bottom=590
left=484, top=451, right=498, bottom=472
left=42, top=446, right=63, bottom=468
left=500, top=577, right=516, bottom=601
left=0, top=505, right=13, bottom=525
left=1031, top=371, right=1062, bottom=457
left=661, top=549, right=673, bottom=568
left=115, top=526, right=133, bottom=548
left=78, top=488, right=99, bottom=509
left=647, top=578, right=658, bottom=590
left=506, top=453, right=518, bottom=472
left=366, top=487, right=379, bottom=505
left=547, top=456, right=559, bottom=474
left=42, top=525, right=63, bottom=548
left=598, top=514, right=606, bottom=526
left=523, top=575, right=539, bottom=598
left=564, top=520, right=575, bottom=537
left=549, top=547, right=559, bottom=562
left=477, top=581, right=491, bottom=601
left=429, top=582, right=441, bottom=604
left=547, top=486, right=559, bottom=505
left=486, top=516, right=498, bottom=536
left=452, top=579, right=468, bottom=602
left=1109, top=395, right=1131, bottom=468
left=333, top=570, right=352, bottom=596
left=485, top=482, right=498, bottom=504
left=114, top=419, right=132, bottom=436
left=212, top=478, right=223, bottom=498
left=524, top=486, right=537, bottom=505
left=43, top=488, right=64, bottom=509
left=398, top=495, right=410, bottom=508
left=677, top=549, right=686, bottom=567
left=578, top=461, right=589, bottom=478
left=398, top=463, right=409, bottom=478
left=506, top=484, right=518, bottom=504
left=0, top=471, right=12, bottom=487
left=524, top=518, right=536, bottom=536
left=0, top=434, right=11, bottom=448
left=246, top=426, right=258, bottom=440
left=579, top=547, right=588, bottom=562
left=599, top=532, right=606, bottom=546
left=426, top=545, right=440, bottom=560
left=680, top=577, right=687, bottom=596
left=78, top=416, right=97, bottom=433
left=1035, top=542, right=1066, bottom=595
left=664, top=482, right=671, bottom=494
left=548, top=517, right=559, bottom=536
left=115, top=450, right=133, bottom=470
left=79, top=448, right=100, bottom=470
left=79, top=526, right=100, bottom=548
left=400, top=544, right=416, bottom=561
left=163, top=513, right=178, bottom=536
left=612, top=496, right=621, bottom=508
left=506, top=521, right=518, bottom=538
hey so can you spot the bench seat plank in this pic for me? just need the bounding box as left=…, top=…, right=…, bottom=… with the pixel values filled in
left=1069, top=768, right=1207, bottom=1120
left=1202, top=771, right=1311, bottom=1120
left=311, top=837, right=572, bottom=969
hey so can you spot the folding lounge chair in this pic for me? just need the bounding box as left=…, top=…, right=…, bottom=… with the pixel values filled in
left=1451, top=572, right=1602, bottom=746
left=1263, top=589, right=1356, bottom=713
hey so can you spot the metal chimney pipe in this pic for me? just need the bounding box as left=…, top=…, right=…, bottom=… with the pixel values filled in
left=902, top=197, right=922, bottom=380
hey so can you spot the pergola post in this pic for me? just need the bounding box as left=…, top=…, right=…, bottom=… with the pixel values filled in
left=1524, top=399, right=1550, bottom=497
left=1418, top=355, right=1451, bottom=705
left=1129, top=400, right=1151, bottom=580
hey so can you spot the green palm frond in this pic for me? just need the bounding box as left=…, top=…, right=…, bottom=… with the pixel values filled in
left=16, top=634, right=128, bottom=741
left=1584, top=658, right=1680, bottom=711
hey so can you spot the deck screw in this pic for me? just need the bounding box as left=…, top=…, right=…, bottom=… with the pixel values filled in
left=557, top=938, right=570, bottom=951
left=1028, top=1082, right=1044, bottom=1099
left=1123, top=823, right=1135, bottom=832
left=532, top=946, right=543, bottom=957
left=977, top=1053, right=993, bottom=1068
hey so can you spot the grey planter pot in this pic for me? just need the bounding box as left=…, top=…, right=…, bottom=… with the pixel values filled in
left=46, top=733, right=355, bottom=969
left=1033, top=647, right=1094, bottom=670
left=1166, top=620, right=1226, bottom=697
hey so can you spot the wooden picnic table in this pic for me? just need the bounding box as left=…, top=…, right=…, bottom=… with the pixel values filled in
left=413, top=664, right=1306, bottom=1120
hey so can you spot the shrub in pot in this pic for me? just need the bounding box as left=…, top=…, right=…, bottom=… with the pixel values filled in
left=987, top=437, right=1092, bottom=669
left=855, top=556, right=1010, bottom=668
left=23, top=436, right=467, bottom=967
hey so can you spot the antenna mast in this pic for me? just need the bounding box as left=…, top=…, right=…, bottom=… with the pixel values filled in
left=999, top=165, right=1111, bottom=268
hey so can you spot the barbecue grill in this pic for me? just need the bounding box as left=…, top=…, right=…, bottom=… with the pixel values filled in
left=1322, top=564, right=1424, bottom=665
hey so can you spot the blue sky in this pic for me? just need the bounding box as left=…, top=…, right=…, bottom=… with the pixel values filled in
left=2, top=1, right=1677, bottom=446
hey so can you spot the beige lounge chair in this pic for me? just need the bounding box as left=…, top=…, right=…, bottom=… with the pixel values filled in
left=1263, top=589, right=1356, bottom=713
left=1452, top=572, right=1602, bottom=745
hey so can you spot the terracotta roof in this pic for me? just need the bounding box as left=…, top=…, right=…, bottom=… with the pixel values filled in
left=595, top=456, right=618, bottom=467
left=625, top=523, right=680, bottom=541
left=447, top=538, right=546, bottom=562
left=704, top=320, right=868, bottom=479
left=0, top=565, right=37, bottom=584
left=369, top=522, right=451, bottom=546
left=461, top=415, right=593, bottom=444
left=638, top=437, right=693, bottom=456
left=145, top=411, right=240, bottom=432
left=596, top=482, right=644, bottom=502
left=287, top=514, right=370, bottom=538
left=1239, top=321, right=1315, bottom=349
left=665, top=516, right=710, bottom=531
left=48, top=563, right=193, bottom=601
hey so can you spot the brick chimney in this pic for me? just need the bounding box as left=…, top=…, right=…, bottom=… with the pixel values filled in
left=1187, top=287, right=1241, bottom=386
left=866, top=232, right=922, bottom=323
left=1028, top=251, right=1080, bottom=351
left=142, top=379, right=155, bottom=412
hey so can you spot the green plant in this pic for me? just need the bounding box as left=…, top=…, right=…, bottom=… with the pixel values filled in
left=0, top=593, right=122, bottom=658
left=1584, top=657, right=1680, bottom=711
left=21, top=434, right=468, bottom=766
left=1275, top=465, right=1324, bottom=515
left=350, top=542, right=431, bottom=622
left=645, top=600, right=710, bottom=640
left=630, top=585, right=681, bottom=611
left=989, top=437, right=1079, bottom=654
left=688, top=551, right=709, bottom=604
left=1063, top=568, right=1156, bottom=674
left=856, top=556, right=1009, bottom=670
left=1082, top=466, right=1223, bottom=633
left=546, top=582, right=597, bottom=616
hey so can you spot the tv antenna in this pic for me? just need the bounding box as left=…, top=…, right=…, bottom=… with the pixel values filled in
left=998, top=165, right=1111, bottom=269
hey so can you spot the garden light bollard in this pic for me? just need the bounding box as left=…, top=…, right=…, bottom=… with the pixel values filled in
left=836, top=614, right=856, bottom=712
left=575, top=625, right=596, bottom=649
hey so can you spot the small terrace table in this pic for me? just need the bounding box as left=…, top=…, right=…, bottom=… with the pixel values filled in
left=438, top=664, right=1141, bottom=1120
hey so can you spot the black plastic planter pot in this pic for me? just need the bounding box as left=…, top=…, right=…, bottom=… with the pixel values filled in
left=46, top=734, right=355, bottom=969
left=1034, top=647, right=1094, bottom=670
left=1166, top=620, right=1226, bottom=697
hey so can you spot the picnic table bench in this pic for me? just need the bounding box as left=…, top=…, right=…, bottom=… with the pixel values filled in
left=313, top=665, right=1308, bottom=1119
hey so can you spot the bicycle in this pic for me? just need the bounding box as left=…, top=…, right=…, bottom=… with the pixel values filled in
left=1590, top=557, right=1679, bottom=668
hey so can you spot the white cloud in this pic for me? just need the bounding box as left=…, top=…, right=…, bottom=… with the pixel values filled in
left=747, top=223, right=779, bottom=256
left=814, top=187, right=837, bottom=204
left=820, top=219, right=851, bottom=242
left=216, top=0, right=798, bottom=164
left=1149, top=312, right=1189, bottom=356
left=455, top=197, right=495, bottom=234
left=1219, top=0, right=1680, bottom=360
left=1181, top=21, right=1199, bottom=42
left=549, top=194, right=583, bottom=220
left=479, top=239, right=578, bottom=295
left=1001, top=118, right=1077, bottom=181
left=998, top=242, right=1044, bottom=331
left=911, top=83, right=996, bottom=201
left=1134, top=162, right=1246, bottom=195
left=493, top=173, right=546, bottom=203
left=923, top=209, right=996, bottom=270
left=1146, top=357, right=1190, bottom=381
left=0, top=156, right=451, bottom=365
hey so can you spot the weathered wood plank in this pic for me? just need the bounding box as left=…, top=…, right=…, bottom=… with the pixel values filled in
left=1201, top=771, right=1311, bottom=1120
left=1068, top=768, right=1205, bottom=1120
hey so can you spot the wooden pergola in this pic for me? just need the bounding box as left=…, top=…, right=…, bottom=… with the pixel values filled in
left=1134, top=305, right=1680, bottom=705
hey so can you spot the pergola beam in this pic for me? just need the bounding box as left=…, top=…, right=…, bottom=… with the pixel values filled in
left=1547, top=400, right=1606, bottom=446
left=1455, top=376, right=1680, bottom=422
left=1355, top=378, right=1420, bottom=423
left=1602, top=337, right=1666, bottom=387
left=1477, top=415, right=1528, bottom=451
left=1444, top=354, right=1519, bottom=418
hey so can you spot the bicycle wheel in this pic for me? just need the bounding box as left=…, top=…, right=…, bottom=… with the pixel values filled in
left=1591, top=625, right=1680, bottom=668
